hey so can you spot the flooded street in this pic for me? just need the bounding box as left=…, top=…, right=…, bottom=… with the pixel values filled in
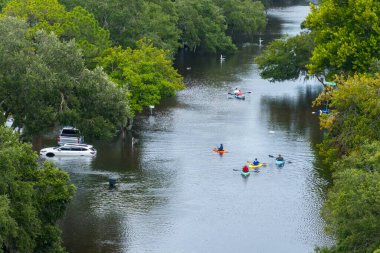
left=52, top=4, right=334, bottom=253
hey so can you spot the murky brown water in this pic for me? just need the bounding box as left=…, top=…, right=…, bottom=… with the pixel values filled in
left=40, top=5, right=334, bottom=253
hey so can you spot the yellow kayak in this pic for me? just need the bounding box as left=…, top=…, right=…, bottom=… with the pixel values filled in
left=248, top=163, right=262, bottom=169
left=247, top=162, right=267, bottom=169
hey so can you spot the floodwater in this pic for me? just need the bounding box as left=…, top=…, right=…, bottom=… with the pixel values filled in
left=50, top=4, right=334, bottom=253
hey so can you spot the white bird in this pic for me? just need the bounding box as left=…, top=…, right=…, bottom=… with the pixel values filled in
left=220, top=54, right=225, bottom=61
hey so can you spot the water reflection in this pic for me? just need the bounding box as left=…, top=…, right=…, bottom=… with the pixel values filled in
left=261, top=83, right=322, bottom=137
left=41, top=156, right=95, bottom=172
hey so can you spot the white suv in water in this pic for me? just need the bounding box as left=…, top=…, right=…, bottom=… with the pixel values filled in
left=40, top=143, right=96, bottom=158
left=57, top=126, right=84, bottom=145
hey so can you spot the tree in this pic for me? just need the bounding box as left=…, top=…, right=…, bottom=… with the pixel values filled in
left=175, top=0, right=237, bottom=53
left=304, top=0, right=380, bottom=79
left=313, top=75, right=380, bottom=252
left=0, top=196, right=17, bottom=252
left=257, top=0, right=380, bottom=82
left=214, top=0, right=267, bottom=39
left=255, top=33, right=314, bottom=82
left=0, top=17, right=130, bottom=140
left=59, top=0, right=181, bottom=54
left=1, top=0, right=111, bottom=67
left=333, top=141, right=380, bottom=174
left=317, top=75, right=380, bottom=160
left=100, top=39, right=184, bottom=115
left=321, top=166, right=380, bottom=252
left=0, top=126, right=76, bottom=252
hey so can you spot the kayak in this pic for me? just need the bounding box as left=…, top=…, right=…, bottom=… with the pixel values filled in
left=235, top=94, right=245, bottom=100
left=241, top=170, right=250, bottom=177
left=275, top=160, right=285, bottom=166
left=248, top=163, right=263, bottom=169
left=213, top=149, right=226, bottom=154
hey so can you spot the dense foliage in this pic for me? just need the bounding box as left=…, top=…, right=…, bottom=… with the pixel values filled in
left=304, top=0, right=380, bottom=79
left=316, top=142, right=380, bottom=253
left=214, top=0, right=266, bottom=39
left=57, top=0, right=181, bottom=54
left=1, top=0, right=111, bottom=67
left=255, top=33, right=314, bottom=82
left=58, top=0, right=266, bottom=54
left=100, top=39, right=185, bottom=115
left=176, top=0, right=236, bottom=53
left=0, top=126, right=75, bottom=253
left=0, top=0, right=189, bottom=137
left=256, top=0, right=380, bottom=82
left=316, top=75, right=380, bottom=162
left=314, top=74, right=380, bottom=252
left=0, top=16, right=129, bottom=139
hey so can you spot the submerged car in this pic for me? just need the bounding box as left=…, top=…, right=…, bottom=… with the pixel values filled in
left=40, top=143, right=96, bottom=157
left=57, top=126, right=84, bottom=146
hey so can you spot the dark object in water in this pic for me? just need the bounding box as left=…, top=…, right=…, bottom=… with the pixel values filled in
left=109, top=176, right=117, bottom=188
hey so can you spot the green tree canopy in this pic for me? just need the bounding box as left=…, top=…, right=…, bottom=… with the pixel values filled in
left=255, top=33, right=314, bottom=82
left=314, top=75, right=380, bottom=252
left=257, top=0, right=380, bottom=82
left=214, top=0, right=267, bottom=39
left=318, top=75, right=380, bottom=159
left=304, top=0, right=380, bottom=78
left=0, top=126, right=75, bottom=252
left=100, top=39, right=185, bottom=115
left=176, top=0, right=236, bottom=53
left=334, top=141, right=380, bottom=174
left=0, top=16, right=129, bottom=140
left=321, top=163, right=380, bottom=252
left=1, top=0, right=111, bottom=67
left=59, top=0, right=181, bottom=54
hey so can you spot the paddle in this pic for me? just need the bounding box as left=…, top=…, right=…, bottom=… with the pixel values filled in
left=233, top=168, right=257, bottom=172
left=228, top=91, right=252, bottom=95
left=213, top=149, right=228, bottom=153
left=269, top=155, right=290, bottom=163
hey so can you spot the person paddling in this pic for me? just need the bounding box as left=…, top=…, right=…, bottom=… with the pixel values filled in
left=218, top=144, right=224, bottom=151
left=242, top=164, right=249, bottom=173
left=253, top=158, right=260, bottom=165
left=276, top=154, right=284, bottom=161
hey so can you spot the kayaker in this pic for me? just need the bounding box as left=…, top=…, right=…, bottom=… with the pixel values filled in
left=276, top=154, right=284, bottom=161
left=253, top=158, right=260, bottom=165
left=234, top=88, right=239, bottom=94
left=218, top=144, right=224, bottom=151
left=242, top=165, right=249, bottom=173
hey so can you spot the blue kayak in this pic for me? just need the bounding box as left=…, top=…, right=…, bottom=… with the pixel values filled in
left=235, top=94, right=245, bottom=100
left=241, top=171, right=250, bottom=177
left=275, top=160, right=285, bottom=167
